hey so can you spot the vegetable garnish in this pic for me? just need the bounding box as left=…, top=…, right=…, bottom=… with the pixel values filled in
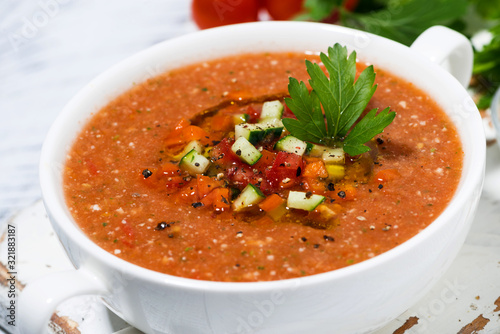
left=282, top=43, right=396, bottom=156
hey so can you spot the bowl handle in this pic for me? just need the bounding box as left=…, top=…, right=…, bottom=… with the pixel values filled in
left=19, top=268, right=109, bottom=334
left=411, top=25, right=473, bottom=88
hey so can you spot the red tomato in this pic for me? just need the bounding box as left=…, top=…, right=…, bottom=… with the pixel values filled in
left=264, top=152, right=303, bottom=190
left=246, top=105, right=261, bottom=123
left=210, top=138, right=239, bottom=166
left=263, top=0, right=304, bottom=20
left=343, top=0, right=359, bottom=11
left=191, top=0, right=260, bottom=30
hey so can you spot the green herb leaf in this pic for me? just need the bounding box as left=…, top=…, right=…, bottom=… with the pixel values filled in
left=341, top=0, right=468, bottom=46
left=283, top=78, right=326, bottom=144
left=299, top=0, right=343, bottom=21
left=473, top=24, right=500, bottom=107
left=283, top=44, right=395, bottom=156
left=343, top=107, right=396, bottom=155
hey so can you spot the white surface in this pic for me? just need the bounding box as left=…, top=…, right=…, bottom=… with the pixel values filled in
left=0, top=0, right=196, bottom=223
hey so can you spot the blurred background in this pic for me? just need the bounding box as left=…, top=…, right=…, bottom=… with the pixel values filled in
left=0, top=1, right=195, bottom=223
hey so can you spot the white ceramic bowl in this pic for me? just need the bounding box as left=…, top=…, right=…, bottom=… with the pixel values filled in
left=21, top=22, right=485, bottom=334
left=491, top=87, right=500, bottom=149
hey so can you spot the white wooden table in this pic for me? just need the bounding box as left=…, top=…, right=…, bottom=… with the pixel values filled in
left=1, top=1, right=499, bottom=333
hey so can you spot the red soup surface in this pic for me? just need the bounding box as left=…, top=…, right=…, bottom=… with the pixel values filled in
left=64, top=52, right=462, bottom=282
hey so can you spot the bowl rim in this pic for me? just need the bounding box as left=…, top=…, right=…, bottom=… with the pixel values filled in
left=40, top=21, right=486, bottom=292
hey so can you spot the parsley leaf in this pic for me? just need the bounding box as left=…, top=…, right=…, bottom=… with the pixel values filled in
left=473, top=24, right=500, bottom=109
left=340, top=0, right=468, bottom=46
left=282, top=44, right=396, bottom=156
left=298, top=0, right=343, bottom=21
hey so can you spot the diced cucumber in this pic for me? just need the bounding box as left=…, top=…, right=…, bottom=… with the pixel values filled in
left=233, top=113, right=249, bottom=125
left=175, top=140, right=203, bottom=159
left=179, top=149, right=210, bottom=175
left=258, top=117, right=283, bottom=128
left=307, top=144, right=328, bottom=157
left=274, top=135, right=308, bottom=156
left=235, top=122, right=283, bottom=145
left=260, top=100, right=283, bottom=120
left=235, top=123, right=266, bottom=144
left=287, top=191, right=325, bottom=211
left=305, top=142, right=313, bottom=155
left=232, top=184, right=265, bottom=211
left=231, top=137, right=262, bottom=165
left=322, top=147, right=345, bottom=165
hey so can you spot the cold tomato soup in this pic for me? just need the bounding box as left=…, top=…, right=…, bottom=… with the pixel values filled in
left=64, top=52, right=462, bottom=282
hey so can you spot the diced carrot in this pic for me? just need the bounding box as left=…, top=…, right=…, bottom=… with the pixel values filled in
left=165, top=176, right=186, bottom=193
left=375, top=169, right=401, bottom=182
left=197, top=175, right=224, bottom=199
left=303, top=160, right=329, bottom=178
left=200, top=187, right=230, bottom=211
left=212, top=187, right=231, bottom=211
left=176, top=180, right=198, bottom=203
left=200, top=190, right=214, bottom=206
left=210, top=114, right=234, bottom=132
left=302, top=177, right=327, bottom=195
left=184, top=126, right=210, bottom=142
left=160, top=162, right=182, bottom=176
left=259, top=194, right=285, bottom=212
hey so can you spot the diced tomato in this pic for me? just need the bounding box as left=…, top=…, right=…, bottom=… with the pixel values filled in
left=210, top=138, right=239, bottom=166
left=252, top=149, right=276, bottom=173
left=246, top=105, right=261, bottom=123
left=227, top=165, right=255, bottom=188
left=197, top=175, right=224, bottom=199
left=265, top=152, right=303, bottom=190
